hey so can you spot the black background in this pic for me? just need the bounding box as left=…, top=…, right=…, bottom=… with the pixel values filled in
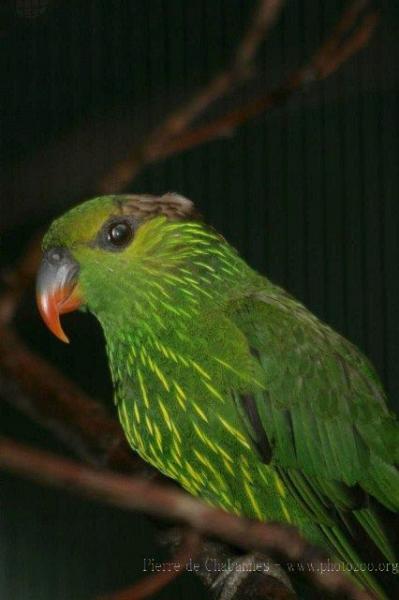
left=0, top=1, right=398, bottom=598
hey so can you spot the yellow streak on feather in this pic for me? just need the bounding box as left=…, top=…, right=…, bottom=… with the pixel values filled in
left=171, top=448, right=182, bottom=467
left=193, top=450, right=227, bottom=490
left=185, top=462, right=205, bottom=486
left=190, top=360, right=211, bottom=380
left=218, top=416, right=251, bottom=449
left=208, top=481, right=220, bottom=496
left=157, top=397, right=172, bottom=431
left=220, top=492, right=235, bottom=509
left=257, top=466, right=269, bottom=487
left=148, top=443, right=164, bottom=468
left=145, top=415, right=153, bottom=436
left=166, top=462, right=179, bottom=479
left=222, top=459, right=235, bottom=477
left=172, top=438, right=182, bottom=457
left=171, top=423, right=182, bottom=444
left=154, top=424, right=163, bottom=453
left=173, top=381, right=187, bottom=407
left=215, top=443, right=233, bottom=463
left=192, top=423, right=218, bottom=454
left=153, top=363, right=170, bottom=391
left=136, top=368, right=150, bottom=409
left=149, top=280, right=171, bottom=299
left=193, top=260, right=215, bottom=273
left=159, top=300, right=184, bottom=318
left=175, top=393, right=186, bottom=411
left=213, top=357, right=264, bottom=388
left=156, top=342, right=170, bottom=359
left=244, top=481, right=264, bottom=521
left=180, top=475, right=199, bottom=496
left=133, top=402, right=141, bottom=424
left=118, top=401, right=130, bottom=433
left=274, top=473, right=287, bottom=498
left=280, top=501, right=292, bottom=523
left=146, top=354, right=157, bottom=374
left=240, top=462, right=254, bottom=484
left=192, top=401, right=208, bottom=423
left=140, top=348, right=147, bottom=367
left=203, top=381, right=225, bottom=403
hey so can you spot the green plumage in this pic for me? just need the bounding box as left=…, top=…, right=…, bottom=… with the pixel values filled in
left=42, top=194, right=399, bottom=598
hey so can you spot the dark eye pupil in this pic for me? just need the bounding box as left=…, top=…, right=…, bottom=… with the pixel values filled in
left=108, top=222, right=132, bottom=246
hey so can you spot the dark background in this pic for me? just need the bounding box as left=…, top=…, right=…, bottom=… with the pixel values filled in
left=0, top=1, right=398, bottom=598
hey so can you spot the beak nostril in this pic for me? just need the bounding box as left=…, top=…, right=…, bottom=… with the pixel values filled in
left=46, top=247, right=68, bottom=264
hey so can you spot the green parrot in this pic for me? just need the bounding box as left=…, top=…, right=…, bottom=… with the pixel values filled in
left=36, top=193, right=399, bottom=598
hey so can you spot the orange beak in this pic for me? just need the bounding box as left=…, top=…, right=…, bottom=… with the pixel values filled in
left=36, top=247, right=83, bottom=343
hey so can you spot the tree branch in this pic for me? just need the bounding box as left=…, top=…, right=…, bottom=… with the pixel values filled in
left=98, top=0, right=285, bottom=192
left=98, top=0, right=378, bottom=193
left=0, top=437, right=373, bottom=600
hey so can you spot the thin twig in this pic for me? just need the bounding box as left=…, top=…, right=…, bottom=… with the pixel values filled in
left=0, top=437, right=373, bottom=600
left=98, top=0, right=378, bottom=193
left=140, top=4, right=379, bottom=164
left=150, top=0, right=284, bottom=138
left=99, top=0, right=285, bottom=192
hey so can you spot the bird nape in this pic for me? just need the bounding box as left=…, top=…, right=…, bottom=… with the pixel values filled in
left=36, top=193, right=399, bottom=598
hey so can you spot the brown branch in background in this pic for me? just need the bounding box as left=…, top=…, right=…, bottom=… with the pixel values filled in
left=0, top=437, right=373, bottom=600
left=310, top=0, right=378, bottom=79
left=99, top=0, right=285, bottom=192
left=312, top=0, right=371, bottom=77
left=147, top=0, right=285, bottom=138
left=99, top=0, right=378, bottom=193
left=98, top=530, right=202, bottom=600
left=144, top=2, right=379, bottom=164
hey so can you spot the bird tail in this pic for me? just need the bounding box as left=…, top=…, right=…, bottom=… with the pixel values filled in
left=319, top=521, right=391, bottom=600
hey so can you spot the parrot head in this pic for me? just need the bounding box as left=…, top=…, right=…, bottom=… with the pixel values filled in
left=36, top=193, right=230, bottom=343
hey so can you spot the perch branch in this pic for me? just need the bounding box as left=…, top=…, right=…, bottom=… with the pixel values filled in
left=0, top=437, right=373, bottom=600
left=99, top=0, right=378, bottom=192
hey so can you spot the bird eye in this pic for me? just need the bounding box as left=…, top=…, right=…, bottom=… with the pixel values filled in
left=107, top=221, right=133, bottom=248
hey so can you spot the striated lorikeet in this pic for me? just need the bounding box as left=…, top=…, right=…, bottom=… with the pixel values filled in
left=36, top=194, right=399, bottom=598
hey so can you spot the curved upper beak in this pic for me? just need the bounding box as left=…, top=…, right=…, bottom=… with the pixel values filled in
left=36, top=247, right=83, bottom=343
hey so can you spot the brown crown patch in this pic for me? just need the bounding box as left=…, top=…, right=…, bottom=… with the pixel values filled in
left=114, top=193, right=201, bottom=222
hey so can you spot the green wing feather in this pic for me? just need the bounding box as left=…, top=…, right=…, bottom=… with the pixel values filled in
left=228, top=286, right=399, bottom=597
